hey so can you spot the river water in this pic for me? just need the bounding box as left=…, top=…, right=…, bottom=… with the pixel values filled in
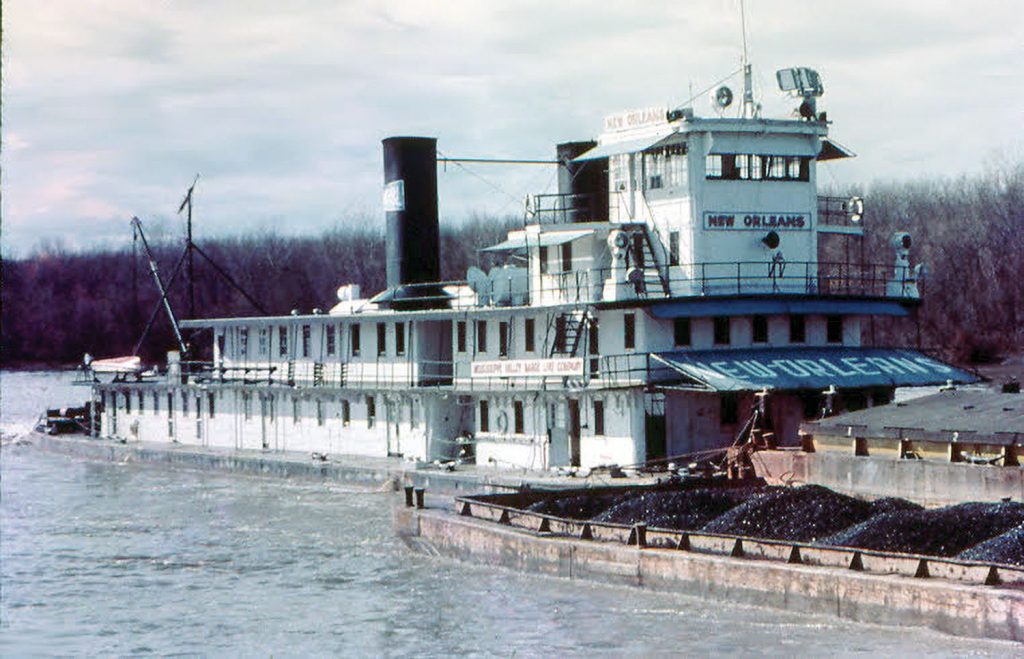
left=0, top=371, right=1015, bottom=655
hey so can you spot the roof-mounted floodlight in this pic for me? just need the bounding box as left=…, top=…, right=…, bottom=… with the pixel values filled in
left=776, top=67, right=824, bottom=97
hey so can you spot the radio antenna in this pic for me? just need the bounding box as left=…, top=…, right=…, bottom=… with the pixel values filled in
left=740, top=0, right=755, bottom=118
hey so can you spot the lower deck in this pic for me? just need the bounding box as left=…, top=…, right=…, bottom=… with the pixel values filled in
left=94, top=380, right=894, bottom=471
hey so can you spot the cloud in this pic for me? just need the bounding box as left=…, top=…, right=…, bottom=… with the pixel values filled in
left=2, top=0, right=1022, bottom=255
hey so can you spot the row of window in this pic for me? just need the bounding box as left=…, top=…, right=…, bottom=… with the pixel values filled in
left=478, top=399, right=606, bottom=436
left=230, top=312, right=844, bottom=363
left=117, top=389, right=387, bottom=432
left=705, top=154, right=810, bottom=181
left=609, top=145, right=689, bottom=192
left=538, top=243, right=573, bottom=274
left=673, top=314, right=843, bottom=347
left=234, top=322, right=408, bottom=359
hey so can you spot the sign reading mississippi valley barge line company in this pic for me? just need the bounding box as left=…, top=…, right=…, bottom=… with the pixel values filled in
left=471, top=358, right=585, bottom=378
left=704, top=212, right=810, bottom=231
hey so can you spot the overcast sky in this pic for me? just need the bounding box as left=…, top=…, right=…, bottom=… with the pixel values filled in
left=3, top=0, right=1021, bottom=256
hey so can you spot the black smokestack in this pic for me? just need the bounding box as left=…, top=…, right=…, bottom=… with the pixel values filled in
left=556, top=141, right=609, bottom=223
left=377, top=136, right=446, bottom=309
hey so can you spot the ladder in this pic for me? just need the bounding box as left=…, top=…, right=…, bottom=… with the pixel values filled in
left=547, top=309, right=591, bottom=357
left=623, top=223, right=671, bottom=297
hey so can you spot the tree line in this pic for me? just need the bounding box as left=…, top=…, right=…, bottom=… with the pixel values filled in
left=2, top=163, right=1021, bottom=367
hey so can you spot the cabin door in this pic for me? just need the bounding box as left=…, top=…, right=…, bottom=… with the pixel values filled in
left=567, top=399, right=581, bottom=467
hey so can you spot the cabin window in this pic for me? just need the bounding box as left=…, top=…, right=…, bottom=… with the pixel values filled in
left=610, top=154, right=629, bottom=191
left=669, top=231, right=680, bottom=266
left=258, top=328, right=268, bottom=356
left=351, top=324, right=361, bottom=356
left=239, top=327, right=249, bottom=358
left=554, top=315, right=567, bottom=353
left=513, top=401, right=524, bottom=434
left=366, top=395, right=375, bottom=427
left=827, top=315, right=843, bottom=344
left=456, top=321, right=467, bottom=353
left=316, top=399, right=325, bottom=427
left=588, top=319, right=600, bottom=355
left=593, top=400, right=605, bottom=436
left=739, top=154, right=761, bottom=180
left=706, top=154, right=809, bottom=182
left=560, top=242, right=572, bottom=273
left=302, top=325, right=311, bottom=358
left=326, top=326, right=336, bottom=356
left=539, top=246, right=549, bottom=274
left=674, top=318, right=691, bottom=347
left=720, top=394, right=739, bottom=425
left=477, top=320, right=487, bottom=353
left=713, top=317, right=731, bottom=345
left=279, top=326, right=288, bottom=357
left=624, top=313, right=636, bottom=350
left=376, top=323, right=386, bottom=356
left=644, top=150, right=665, bottom=190
left=752, top=315, right=768, bottom=344
left=395, top=322, right=406, bottom=356
left=664, top=144, right=688, bottom=188
left=479, top=400, right=489, bottom=433
left=293, top=397, right=301, bottom=424
left=341, top=399, right=351, bottom=426
left=588, top=319, right=600, bottom=375
left=790, top=315, right=806, bottom=343
left=499, top=322, right=509, bottom=357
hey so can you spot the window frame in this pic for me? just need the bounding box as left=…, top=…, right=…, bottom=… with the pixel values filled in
left=752, top=315, right=769, bottom=344
left=713, top=316, right=731, bottom=345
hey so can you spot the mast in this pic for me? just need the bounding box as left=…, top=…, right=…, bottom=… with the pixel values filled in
left=177, top=175, right=200, bottom=320
left=740, top=0, right=755, bottom=119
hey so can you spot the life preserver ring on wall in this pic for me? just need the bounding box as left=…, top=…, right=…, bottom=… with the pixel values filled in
left=496, top=410, right=509, bottom=434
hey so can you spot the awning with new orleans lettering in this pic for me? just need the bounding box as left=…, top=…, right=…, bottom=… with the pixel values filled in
left=654, top=347, right=978, bottom=392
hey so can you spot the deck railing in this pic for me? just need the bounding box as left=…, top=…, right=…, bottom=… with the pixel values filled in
left=390, top=259, right=910, bottom=309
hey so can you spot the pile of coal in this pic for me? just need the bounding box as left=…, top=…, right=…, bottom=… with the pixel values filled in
left=525, top=492, right=630, bottom=520
left=826, top=502, right=1024, bottom=557
left=591, top=487, right=759, bottom=530
left=957, top=522, right=1024, bottom=566
left=699, top=485, right=879, bottom=543
left=867, top=497, right=923, bottom=516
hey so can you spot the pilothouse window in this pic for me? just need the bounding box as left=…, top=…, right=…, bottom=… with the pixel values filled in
left=706, top=154, right=810, bottom=182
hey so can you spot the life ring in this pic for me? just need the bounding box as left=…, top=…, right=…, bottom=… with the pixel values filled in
left=496, top=410, right=509, bottom=434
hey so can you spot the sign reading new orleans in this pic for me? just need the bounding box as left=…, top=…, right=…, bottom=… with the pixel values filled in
left=471, top=358, right=585, bottom=378
left=603, top=106, right=669, bottom=132
left=704, top=212, right=810, bottom=231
